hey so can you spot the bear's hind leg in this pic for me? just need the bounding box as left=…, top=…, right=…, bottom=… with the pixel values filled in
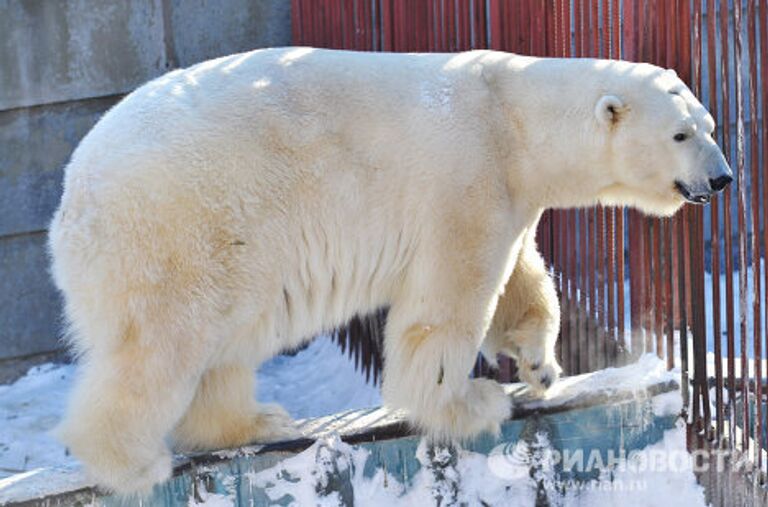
left=172, top=364, right=300, bottom=451
left=56, top=323, right=210, bottom=495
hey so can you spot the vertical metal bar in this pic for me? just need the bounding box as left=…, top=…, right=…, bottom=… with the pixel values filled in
left=488, top=0, right=500, bottom=49
left=629, top=211, right=645, bottom=357
left=553, top=209, right=563, bottom=367
left=719, top=0, right=736, bottom=450
left=562, top=209, right=572, bottom=375
left=760, top=0, right=768, bottom=458
left=532, top=0, right=542, bottom=56
left=610, top=0, right=619, bottom=59
left=616, top=1, right=631, bottom=358
left=666, top=217, right=675, bottom=370
left=364, top=0, right=374, bottom=50
left=678, top=207, right=690, bottom=416
left=607, top=207, right=617, bottom=349
left=656, top=0, right=667, bottom=67
left=329, top=0, right=339, bottom=49
left=580, top=209, right=589, bottom=373
left=502, top=0, right=512, bottom=52
left=680, top=2, right=696, bottom=346
left=747, top=0, right=762, bottom=462
left=381, top=0, right=392, bottom=50
left=623, top=0, right=636, bottom=60
left=551, top=0, right=558, bottom=57
left=733, top=0, right=750, bottom=452
left=463, top=0, right=472, bottom=50
left=706, top=0, right=724, bottom=440
left=654, top=220, right=664, bottom=358
left=446, top=0, right=455, bottom=50
left=607, top=0, right=620, bottom=363
left=440, top=0, right=448, bottom=51
left=570, top=209, right=579, bottom=372
left=600, top=0, right=609, bottom=59
left=476, top=0, right=487, bottom=48
left=574, top=0, right=583, bottom=57
left=455, top=0, right=463, bottom=50
left=305, top=0, right=316, bottom=46
left=628, top=0, right=647, bottom=360
left=643, top=217, right=653, bottom=354
left=400, top=0, right=408, bottom=52
left=588, top=208, right=597, bottom=371
left=590, top=0, right=599, bottom=56
left=597, top=206, right=606, bottom=369
left=691, top=0, right=713, bottom=444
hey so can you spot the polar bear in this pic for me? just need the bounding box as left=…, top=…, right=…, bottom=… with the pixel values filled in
left=48, top=47, right=731, bottom=494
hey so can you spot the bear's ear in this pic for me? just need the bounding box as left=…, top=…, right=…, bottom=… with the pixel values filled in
left=595, top=95, right=627, bottom=127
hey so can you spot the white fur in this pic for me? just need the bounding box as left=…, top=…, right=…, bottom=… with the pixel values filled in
left=48, top=48, right=721, bottom=494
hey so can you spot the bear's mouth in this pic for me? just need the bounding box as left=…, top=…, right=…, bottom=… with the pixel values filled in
left=674, top=180, right=711, bottom=204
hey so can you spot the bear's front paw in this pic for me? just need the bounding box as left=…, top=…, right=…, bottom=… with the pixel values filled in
left=414, top=378, right=511, bottom=440
left=501, top=316, right=561, bottom=394
left=517, top=355, right=562, bottom=394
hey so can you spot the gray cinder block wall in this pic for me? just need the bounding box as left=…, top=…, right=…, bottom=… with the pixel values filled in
left=0, top=0, right=290, bottom=364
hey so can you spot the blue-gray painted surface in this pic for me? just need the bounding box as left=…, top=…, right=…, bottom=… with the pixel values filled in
left=93, top=400, right=678, bottom=506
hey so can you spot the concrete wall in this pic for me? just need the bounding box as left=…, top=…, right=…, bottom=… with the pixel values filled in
left=0, top=0, right=291, bottom=361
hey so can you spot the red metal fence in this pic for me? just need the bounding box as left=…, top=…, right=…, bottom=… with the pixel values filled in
left=292, top=0, right=767, bottom=501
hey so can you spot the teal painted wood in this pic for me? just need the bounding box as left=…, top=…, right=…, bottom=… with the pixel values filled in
left=86, top=398, right=677, bottom=506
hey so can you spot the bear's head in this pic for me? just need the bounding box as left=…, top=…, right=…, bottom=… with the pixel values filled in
left=593, top=65, right=732, bottom=216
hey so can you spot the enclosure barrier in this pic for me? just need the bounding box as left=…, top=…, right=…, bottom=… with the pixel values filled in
left=291, top=1, right=768, bottom=504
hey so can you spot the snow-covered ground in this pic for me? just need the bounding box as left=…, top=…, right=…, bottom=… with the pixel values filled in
left=0, top=336, right=380, bottom=479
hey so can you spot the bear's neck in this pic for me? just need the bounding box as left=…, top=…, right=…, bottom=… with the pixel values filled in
left=486, top=54, right=619, bottom=211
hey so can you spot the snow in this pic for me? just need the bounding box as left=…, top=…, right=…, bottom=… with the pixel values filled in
left=575, top=424, right=708, bottom=507
left=258, top=336, right=381, bottom=419
left=0, top=336, right=380, bottom=480
left=0, top=363, right=74, bottom=476
left=242, top=426, right=707, bottom=507
left=517, top=354, right=680, bottom=414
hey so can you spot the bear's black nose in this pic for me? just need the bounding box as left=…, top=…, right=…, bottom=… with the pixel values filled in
left=709, top=175, right=733, bottom=192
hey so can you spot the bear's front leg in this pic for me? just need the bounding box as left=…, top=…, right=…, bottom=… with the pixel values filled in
left=382, top=312, right=511, bottom=439
left=381, top=228, right=514, bottom=440
left=482, top=226, right=562, bottom=393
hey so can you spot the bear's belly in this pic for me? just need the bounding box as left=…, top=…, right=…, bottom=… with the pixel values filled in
left=209, top=218, right=414, bottom=365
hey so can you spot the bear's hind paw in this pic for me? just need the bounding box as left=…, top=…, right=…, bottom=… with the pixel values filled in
left=247, top=403, right=302, bottom=444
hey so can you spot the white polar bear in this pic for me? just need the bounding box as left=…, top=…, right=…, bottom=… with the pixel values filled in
left=48, top=47, right=731, bottom=494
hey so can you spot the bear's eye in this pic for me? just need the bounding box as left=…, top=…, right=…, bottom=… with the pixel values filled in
left=673, top=133, right=688, bottom=142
